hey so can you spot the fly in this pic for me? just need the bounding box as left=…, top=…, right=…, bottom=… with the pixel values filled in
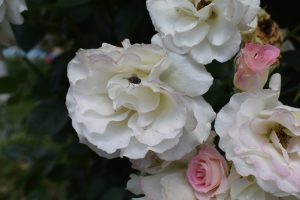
left=124, top=74, right=142, bottom=86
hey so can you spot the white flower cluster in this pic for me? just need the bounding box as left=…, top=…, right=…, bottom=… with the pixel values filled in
left=65, top=0, right=300, bottom=199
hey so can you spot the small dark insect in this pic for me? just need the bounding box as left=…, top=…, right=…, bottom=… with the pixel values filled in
left=124, top=74, right=142, bottom=86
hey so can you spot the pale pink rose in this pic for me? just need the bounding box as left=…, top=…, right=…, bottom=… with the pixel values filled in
left=187, top=145, right=229, bottom=200
left=234, top=43, right=280, bottom=92
left=221, top=166, right=298, bottom=200
left=216, top=74, right=300, bottom=198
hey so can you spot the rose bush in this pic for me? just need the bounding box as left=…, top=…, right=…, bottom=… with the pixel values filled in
left=147, top=0, right=260, bottom=64
left=234, top=43, right=280, bottom=92
left=215, top=74, right=300, bottom=198
left=66, top=40, right=215, bottom=161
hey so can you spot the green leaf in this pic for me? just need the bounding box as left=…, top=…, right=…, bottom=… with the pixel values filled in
left=281, top=50, right=300, bottom=71
left=87, top=179, right=106, bottom=199
left=26, top=0, right=53, bottom=6
left=0, top=76, right=17, bottom=93
left=294, top=89, right=300, bottom=102
left=26, top=184, right=49, bottom=200
left=203, top=79, right=232, bottom=111
left=101, top=188, right=125, bottom=200
left=205, top=60, right=234, bottom=80
left=3, top=143, right=33, bottom=161
left=57, top=0, right=91, bottom=7
left=4, top=100, right=34, bottom=122
left=46, top=163, right=70, bottom=182
left=66, top=5, right=92, bottom=23
left=12, top=22, right=46, bottom=52
left=27, top=100, right=69, bottom=137
left=114, top=0, right=146, bottom=41
left=92, top=10, right=112, bottom=43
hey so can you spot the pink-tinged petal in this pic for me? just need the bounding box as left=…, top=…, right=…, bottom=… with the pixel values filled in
left=256, top=45, right=280, bottom=64
left=234, top=66, right=269, bottom=93
left=269, top=108, right=300, bottom=136
left=187, top=145, right=228, bottom=199
left=243, top=43, right=280, bottom=71
left=287, top=137, right=300, bottom=157
left=234, top=43, right=280, bottom=92
left=216, top=76, right=300, bottom=198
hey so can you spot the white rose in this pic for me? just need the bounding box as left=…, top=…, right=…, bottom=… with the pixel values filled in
left=215, top=74, right=300, bottom=198
left=66, top=40, right=215, bottom=161
left=0, top=0, right=27, bottom=46
left=127, top=171, right=197, bottom=200
left=217, top=166, right=298, bottom=200
left=147, top=0, right=260, bottom=64
left=0, top=0, right=27, bottom=24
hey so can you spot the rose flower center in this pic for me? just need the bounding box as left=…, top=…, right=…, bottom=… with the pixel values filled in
left=273, top=126, right=292, bottom=149
left=196, top=0, right=212, bottom=10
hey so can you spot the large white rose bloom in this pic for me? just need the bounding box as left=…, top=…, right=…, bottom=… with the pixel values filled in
left=147, top=0, right=260, bottom=64
left=0, top=0, right=27, bottom=46
left=66, top=40, right=215, bottom=161
left=215, top=74, right=300, bottom=198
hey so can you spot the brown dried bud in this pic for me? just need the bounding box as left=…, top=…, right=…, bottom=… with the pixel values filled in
left=242, top=9, right=283, bottom=48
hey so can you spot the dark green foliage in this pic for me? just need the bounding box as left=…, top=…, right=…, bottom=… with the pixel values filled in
left=27, top=100, right=69, bottom=136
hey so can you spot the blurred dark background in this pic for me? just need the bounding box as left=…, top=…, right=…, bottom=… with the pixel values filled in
left=0, top=0, right=299, bottom=199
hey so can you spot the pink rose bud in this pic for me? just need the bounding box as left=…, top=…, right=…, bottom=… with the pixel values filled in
left=187, top=145, right=229, bottom=200
left=234, top=43, right=280, bottom=92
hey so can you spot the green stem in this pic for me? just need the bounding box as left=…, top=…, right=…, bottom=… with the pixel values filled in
left=284, top=25, right=300, bottom=41
left=281, top=84, right=300, bottom=96
left=22, top=57, right=44, bottom=78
